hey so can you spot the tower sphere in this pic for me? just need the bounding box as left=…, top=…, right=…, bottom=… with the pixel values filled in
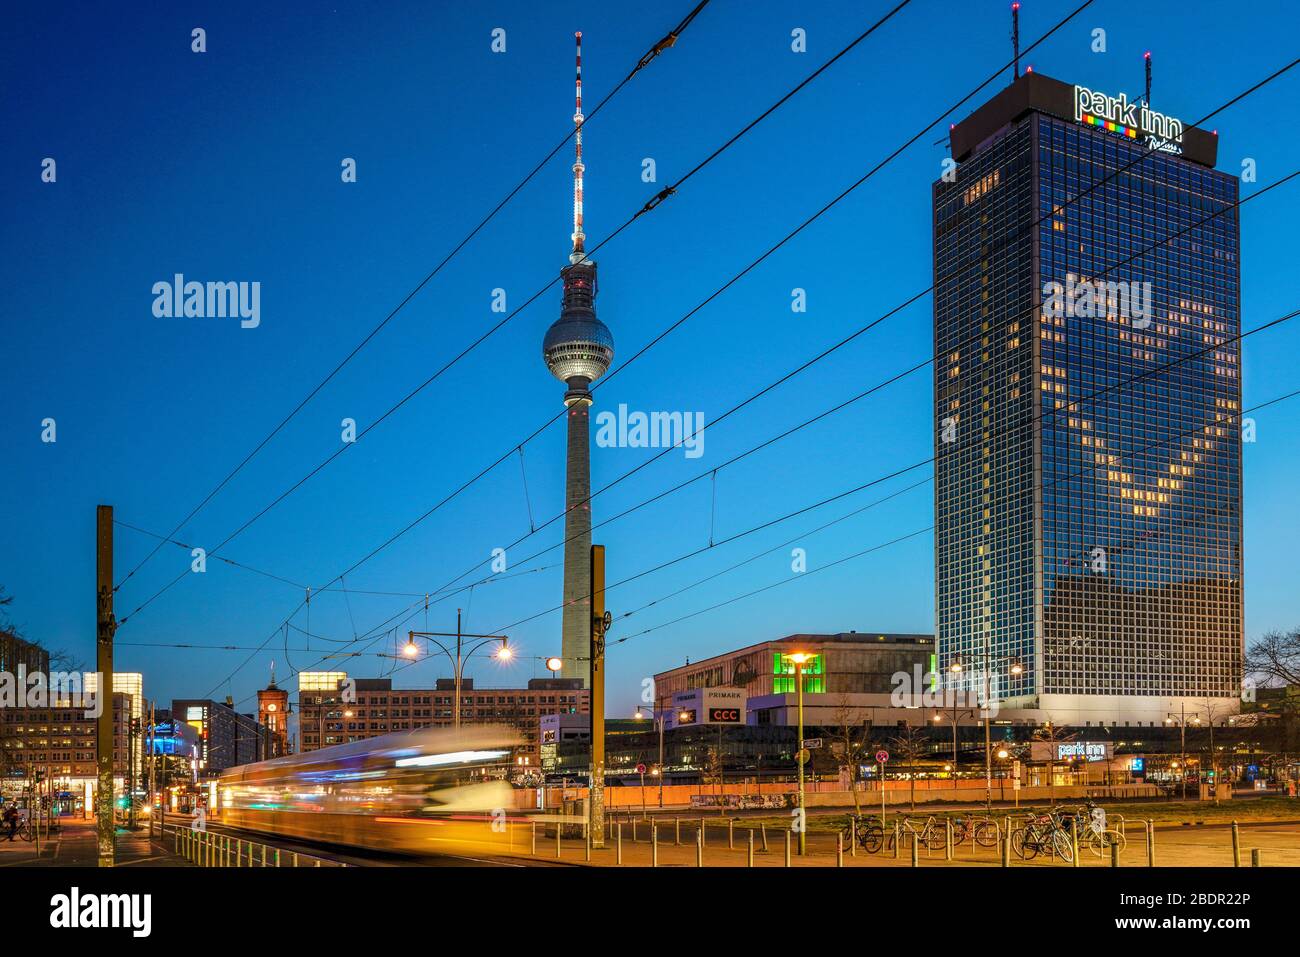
left=543, top=299, right=614, bottom=388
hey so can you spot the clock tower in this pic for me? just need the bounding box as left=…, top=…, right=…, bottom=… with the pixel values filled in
left=257, top=663, right=290, bottom=757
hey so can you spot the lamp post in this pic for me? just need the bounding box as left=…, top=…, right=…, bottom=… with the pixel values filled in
left=949, top=653, right=1022, bottom=807
left=317, top=697, right=353, bottom=752
left=406, top=609, right=511, bottom=730
left=634, top=707, right=667, bottom=808
left=787, top=652, right=813, bottom=856
left=1165, top=705, right=1189, bottom=800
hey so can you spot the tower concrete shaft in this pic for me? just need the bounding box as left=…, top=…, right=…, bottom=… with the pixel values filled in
left=560, top=393, right=593, bottom=682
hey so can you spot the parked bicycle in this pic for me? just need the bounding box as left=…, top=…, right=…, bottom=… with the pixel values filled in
left=1010, top=809, right=1074, bottom=862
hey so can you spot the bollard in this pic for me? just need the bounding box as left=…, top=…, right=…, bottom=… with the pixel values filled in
left=632, top=819, right=638, bottom=844
left=785, top=830, right=792, bottom=867
left=1232, top=821, right=1241, bottom=867
left=1146, top=820, right=1155, bottom=867
left=531, top=821, right=537, bottom=856
left=761, top=823, right=769, bottom=852
left=729, top=818, right=735, bottom=850
left=1251, top=848, right=1261, bottom=868
left=850, top=816, right=857, bottom=857
left=617, top=822, right=623, bottom=866
left=945, top=819, right=953, bottom=861
left=652, top=824, right=658, bottom=867
left=556, top=821, right=562, bottom=859
left=1002, top=829, right=1011, bottom=867
left=585, top=825, right=591, bottom=863
left=748, top=829, right=755, bottom=867
left=697, top=826, right=704, bottom=867
left=700, top=818, right=707, bottom=848
left=676, top=817, right=681, bottom=846
left=894, top=822, right=900, bottom=860
left=911, top=835, right=919, bottom=868
left=837, top=832, right=844, bottom=868
left=1070, top=818, right=1078, bottom=868
left=1111, top=837, right=1119, bottom=868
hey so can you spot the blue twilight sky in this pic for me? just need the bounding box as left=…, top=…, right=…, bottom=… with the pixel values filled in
left=3, top=0, right=1298, bottom=727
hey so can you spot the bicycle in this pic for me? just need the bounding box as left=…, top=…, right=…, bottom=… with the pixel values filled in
left=846, top=815, right=941, bottom=854
left=1010, top=810, right=1074, bottom=862
left=951, top=815, right=1001, bottom=848
left=1074, top=801, right=1127, bottom=857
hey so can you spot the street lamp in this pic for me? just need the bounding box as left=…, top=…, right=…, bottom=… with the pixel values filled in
left=635, top=707, right=668, bottom=809
left=404, top=609, right=510, bottom=730
left=1165, top=706, right=1192, bottom=801
left=949, top=652, right=1023, bottom=808
left=786, top=651, right=813, bottom=856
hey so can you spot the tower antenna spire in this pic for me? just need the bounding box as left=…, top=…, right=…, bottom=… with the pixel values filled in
left=1144, top=50, right=1152, bottom=105
left=570, top=31, right=586, bottom=264
left=1011, top=2, right=1021, bottom=80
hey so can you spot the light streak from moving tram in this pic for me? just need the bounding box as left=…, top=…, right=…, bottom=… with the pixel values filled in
left=217, top=725, right=531, bottom=856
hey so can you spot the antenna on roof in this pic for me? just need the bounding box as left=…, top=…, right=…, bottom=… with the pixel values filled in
left=1011, top=2, right=1021, bottom=80
left=1143, top=50, right=1152, bottom=105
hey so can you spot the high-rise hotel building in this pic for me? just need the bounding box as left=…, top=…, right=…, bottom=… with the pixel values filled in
left=934, top=72, right=1242, bottom=725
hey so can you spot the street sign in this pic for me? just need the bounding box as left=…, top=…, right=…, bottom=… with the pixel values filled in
left=876, top=750, right=890, bottom=764
left=635, top=763, right=647, bottom=774
left=802, top=738, right=823, bottom=750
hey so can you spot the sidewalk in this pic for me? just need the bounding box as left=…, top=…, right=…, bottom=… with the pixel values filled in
left=0, top=818, right=190, bottom=867
left=519, top=817, right=1300, bottom=867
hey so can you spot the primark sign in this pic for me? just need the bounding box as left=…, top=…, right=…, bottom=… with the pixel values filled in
left=1073, top=84, right=1184, bottom=154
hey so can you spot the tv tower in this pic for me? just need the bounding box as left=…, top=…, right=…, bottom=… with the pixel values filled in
left=542, top=32, right=614, bottom=686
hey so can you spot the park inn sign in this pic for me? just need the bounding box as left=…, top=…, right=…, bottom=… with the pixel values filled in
left=1073, top=84, right=1184, bottom=154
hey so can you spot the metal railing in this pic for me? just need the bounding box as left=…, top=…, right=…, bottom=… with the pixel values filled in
left=161, top=822, right=347, bottom=867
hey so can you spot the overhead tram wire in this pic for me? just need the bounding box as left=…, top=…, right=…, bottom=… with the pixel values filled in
left=409, top=94, right=1300, bottom=611
left=467, top=291, right=1300, bottom=645
left=116, top=0, right=917, bottom=632
left=113, top=517, right=558, bottom=599
left=603, top=385, right=1300, bottom=651
left=129, top=382, right=1300, bottom=667
left=314, top=185, right=1300, bottom=690
left=211, top=0, right=1088, bottom=695
left=230, top=0, right=1261, bottom=692
left=441, top=168, right=1300, bottom=618
left=110, top=0, right=714, bottom=597
left=226, top=62, right=1300, bottom=706
left=210, top=10, right=1295, bottom=701
left=307, top=0, right=1098, bottom=604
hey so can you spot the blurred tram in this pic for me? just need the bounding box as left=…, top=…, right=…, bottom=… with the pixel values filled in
left=216, top=725, right=530, bottom=855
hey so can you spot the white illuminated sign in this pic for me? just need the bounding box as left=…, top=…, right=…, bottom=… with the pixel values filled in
left=1057, top=742, right=1109, bottom=762
left=1073, top=84, right=1183, bottom=154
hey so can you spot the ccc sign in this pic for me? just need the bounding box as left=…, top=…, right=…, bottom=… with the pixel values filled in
left=708, top=708, right=741, bottom=723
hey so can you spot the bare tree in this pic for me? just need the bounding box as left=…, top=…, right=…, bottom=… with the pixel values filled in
left=889, top=724, right=928, bottom=812
left=1031, top=718, right=1076, bottom=805
left=821, top=696, right=876, bottom=815
left=1246, top=628, right=1300, bottom=687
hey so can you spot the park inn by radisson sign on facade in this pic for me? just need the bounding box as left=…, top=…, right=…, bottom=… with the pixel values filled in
left=1073, top=84, right=1184, bottom=154
left=948, top=72, right=1217, bottom=169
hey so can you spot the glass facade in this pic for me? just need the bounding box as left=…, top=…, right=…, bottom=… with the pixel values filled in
left=934, top=104, right=1242, bottom=715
